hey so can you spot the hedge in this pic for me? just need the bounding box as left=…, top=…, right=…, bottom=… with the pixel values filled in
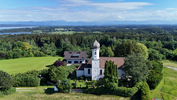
left=0, top=87, right=16, bottom=97
left=83, top=81, right=143, bottom=97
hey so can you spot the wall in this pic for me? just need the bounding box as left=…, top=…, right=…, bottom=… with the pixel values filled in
left=66, top=59, right=85, bottom=66
left=76, top=70, right=84, bottom=77
left=84, top=68, right=92, bottom=77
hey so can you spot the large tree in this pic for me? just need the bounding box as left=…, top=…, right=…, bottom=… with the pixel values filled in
left=48, top=66, right=68, bottom=82
left=114, top=40, right=148, bottom=58
left=122, top=53, right=152, bottom=84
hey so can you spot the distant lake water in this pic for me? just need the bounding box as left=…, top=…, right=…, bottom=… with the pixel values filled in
left=0, top=26, right=38, bottom=35
left=0, top=32, right=31, bottom=35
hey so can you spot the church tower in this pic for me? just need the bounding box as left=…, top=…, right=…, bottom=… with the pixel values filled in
left=92, top=40, right=100, bottom=80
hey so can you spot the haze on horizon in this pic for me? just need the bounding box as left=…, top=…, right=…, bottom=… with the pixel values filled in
left=0, top=0, right=177, bottom=24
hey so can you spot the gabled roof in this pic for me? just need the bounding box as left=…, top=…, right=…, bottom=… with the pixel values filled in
left=64, top=51, right=87, bottom=60
left=77, top=57, right=124, bottom=70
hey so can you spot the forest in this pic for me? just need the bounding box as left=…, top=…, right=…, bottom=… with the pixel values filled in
left=0, top=25, right=177, bottom=61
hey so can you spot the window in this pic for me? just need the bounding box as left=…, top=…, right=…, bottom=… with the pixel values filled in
left=80, top=61, right=82, bottom=63
left=74, top=61, right=78, bottom=63
left=88, top=69, right=90, bottom=74
left=100, top=70, right=102, bottom=75
left=68, top=61, right=72, bottom=63
left=95, top=51, right=96, bottom=55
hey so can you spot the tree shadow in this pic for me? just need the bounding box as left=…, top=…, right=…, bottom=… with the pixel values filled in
left=44, top=88, right=56, bottom=94
left=46, top=65, right=53, bottom=68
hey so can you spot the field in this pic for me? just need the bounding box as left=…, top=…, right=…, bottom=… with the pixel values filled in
left=150, top=67, right=177, bottom=100
left=0, top=57, right=60, bottom=74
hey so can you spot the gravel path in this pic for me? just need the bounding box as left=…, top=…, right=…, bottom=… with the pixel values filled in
left=164, top=66, right=177, bottom=71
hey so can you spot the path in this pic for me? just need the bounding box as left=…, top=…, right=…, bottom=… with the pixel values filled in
left=164, top=66, right=177, bottom=71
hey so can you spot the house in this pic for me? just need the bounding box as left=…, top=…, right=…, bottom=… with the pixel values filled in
left=63, top=51, right=87, bottom=66
left=76, top=40, right=125, bottom=80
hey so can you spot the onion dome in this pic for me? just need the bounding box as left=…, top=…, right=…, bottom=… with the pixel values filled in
left=92, top=40, right=100, bottom=49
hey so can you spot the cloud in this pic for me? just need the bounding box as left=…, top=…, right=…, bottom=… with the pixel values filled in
left=1, top=0, right=177, bottom=22
left=166, top=8, right=177, bottom=11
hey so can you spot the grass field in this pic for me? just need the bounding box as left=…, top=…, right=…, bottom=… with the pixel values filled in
left=1, top=86, right=130, bottom=100
left=0, top=57, right=60, bottom=74
left=161, top=60, right=177, bottom=68
left=150, top=67, right=177, bottom=100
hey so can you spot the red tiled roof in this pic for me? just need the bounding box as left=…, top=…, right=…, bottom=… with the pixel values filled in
left=64, top=51, right=87, bottom=60
left=77, top=57, right=124, bottom=70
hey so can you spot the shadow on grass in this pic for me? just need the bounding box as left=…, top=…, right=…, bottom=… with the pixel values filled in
left=44, top=88, right=56, bottom=94
left=46, top=65, right=53, bottom=68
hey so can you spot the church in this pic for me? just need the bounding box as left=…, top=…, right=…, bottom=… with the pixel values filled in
left=76, top=40, right=125, bottom=81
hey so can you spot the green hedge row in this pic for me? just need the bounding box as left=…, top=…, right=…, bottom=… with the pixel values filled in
left=83, top=82, right=143, bottom=97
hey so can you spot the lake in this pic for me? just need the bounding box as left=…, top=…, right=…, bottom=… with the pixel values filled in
left=0, top=32, right=31, bottom=35
left=0, top=26, right=37, bottom=35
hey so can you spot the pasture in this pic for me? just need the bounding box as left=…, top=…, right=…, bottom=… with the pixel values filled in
left=0, top=57, right=60, bottom=74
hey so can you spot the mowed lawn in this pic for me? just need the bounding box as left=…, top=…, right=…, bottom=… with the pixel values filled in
left=0, top=57, right=60, bottom=74
left=150, top=67, right=177, bottom=100
left=161, top=60, right=177, bottom=68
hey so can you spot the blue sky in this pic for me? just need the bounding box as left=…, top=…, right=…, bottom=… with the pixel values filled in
left=0, top=0, right=177, bottom=22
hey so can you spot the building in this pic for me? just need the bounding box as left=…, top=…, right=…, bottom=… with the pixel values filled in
left=64, top=51, right=87, bottom=66
left=76, top=40, right=125, bottom=80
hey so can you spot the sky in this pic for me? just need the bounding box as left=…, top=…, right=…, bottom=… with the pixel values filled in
left=0, top=0, right=177, bottom=22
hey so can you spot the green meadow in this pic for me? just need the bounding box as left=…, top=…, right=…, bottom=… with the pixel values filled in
left=0, top=57, right=60, bottom=74
left=150, top=67, right=177, bottom=100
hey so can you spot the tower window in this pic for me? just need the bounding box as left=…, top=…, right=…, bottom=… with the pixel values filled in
left=100, top=69, right=102, bottom=75
left=88, top=69, right=90, bottom=74
left=95, top=51, right=96, bottom=55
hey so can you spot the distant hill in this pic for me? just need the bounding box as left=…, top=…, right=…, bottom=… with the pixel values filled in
left=0, top=20, right=177, bottom=26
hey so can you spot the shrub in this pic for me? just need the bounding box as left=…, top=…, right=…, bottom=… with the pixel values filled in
left=53, top=60, right=64, bottom=67
left=49, top=66, right=68, bottom=82
left=147, top=61, right=163, bottom=89
left=0, top=87, right=16, bottom=97
left=0, top=70, right=13, bottom=90
left=147, top=71, right=163, bottom=89
left=12, top=75, right=40, bottom=87
left=141, top=82, right=150, bottom=100
left=56, top=79, right=71, bottom=93
left=12, top=70, right=40, bottom=87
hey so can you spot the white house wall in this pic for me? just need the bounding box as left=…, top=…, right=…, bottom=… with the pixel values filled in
left=67, top=59, right=85, bottom=66
left=84, top=68, right=92, bottom=77
left=76, top=70, right=84, bottom=77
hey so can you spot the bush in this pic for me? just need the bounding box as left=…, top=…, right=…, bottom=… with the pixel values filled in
left=0, top=87, right=16, bottom=97
left=147, top=71, right=163, bottom=89
left=12, top=75, right=40, bottom=87
left=53, top=60, right=64, bottom=67
left=0, top=70, right=13, bottom=90
left=141, top=82, right=150, bottom=100
left=56, top=79, right=71, bottom=93
left=12, top=70, right=40, bottom=87
left=147, top=61, right=163, bottom=89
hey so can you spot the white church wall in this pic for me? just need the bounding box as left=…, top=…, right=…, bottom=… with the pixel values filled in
left=92, top=60, right=100, bottom=81
left=76, top=70, right=84, bottom=77
left=99, top=68, right=105, bottom=78
left=84, top=68, right=92, bottom=77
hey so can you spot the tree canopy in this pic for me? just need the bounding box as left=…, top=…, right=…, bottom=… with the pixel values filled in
left=122, top=53, right=152, bottom=84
